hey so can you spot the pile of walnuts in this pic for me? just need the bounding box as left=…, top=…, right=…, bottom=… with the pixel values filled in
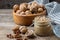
left=7, top=25, right=35, bottom=40
left=13, top=2, right=46, bottom=16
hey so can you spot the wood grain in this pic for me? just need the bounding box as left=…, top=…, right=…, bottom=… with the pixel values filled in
left=0, top=9, right=60, bottom=40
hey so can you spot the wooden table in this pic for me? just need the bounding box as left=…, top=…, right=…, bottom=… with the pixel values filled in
left=0, top=9, right=60, bottom=40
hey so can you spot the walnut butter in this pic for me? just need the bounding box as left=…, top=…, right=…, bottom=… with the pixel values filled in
left=34, top=16, right=51, bottom=36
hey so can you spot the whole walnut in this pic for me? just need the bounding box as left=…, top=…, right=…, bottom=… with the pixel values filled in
left=21, top=28, right=27, bottom=34
left=19, top=3, right=28, bottom=12
left=32, top=1, right=39, bottom=8
left=19, top=26, right=28, bottom=34
left=38, top=8, right=43, bottom=12
left=12, top=25, right=20, bottom=31
left=25, top=30, right=35, bottom=38
left=29, top=2, right=38, bottom=13
left=20, top=11, right=26, bottom=15
left=25, top=10, right=32, bottom=15
left=12, top=25, right=20, bottom=34
left=16, top=10, right=22, bottom=14
left=13, top=4, right=19, bottom=12
left=29, top=5, right=38, bottom=13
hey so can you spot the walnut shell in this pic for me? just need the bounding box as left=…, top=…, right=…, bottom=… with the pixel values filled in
left=19, top=26, right=28, bottom=34
left=19, top=3, right=28, bottom=12
left=25, top=30, right=34, bottom=38
left=12, top=25, right=20, bottom=34
left=38, top=8, right=43, bottom=12
left=25, top=10, right=32, bottom=15
left=21, top=28, right=27, bottom=34
left=13, top=4, right=19, bottom=12
left=30, top=6, right=37, bottom=13
left=19, top=26, right=27, bottom=30
left=16, top=10, right=22, bottom=14
left=32, top=1, right=39, bottom=8
left=12, top=25, right=20, bottom=31
left=29, top=3, right=38, bottom=13
left=20, top=11, right=25, bottom=15
left=27, top=2, right=38, bottom=12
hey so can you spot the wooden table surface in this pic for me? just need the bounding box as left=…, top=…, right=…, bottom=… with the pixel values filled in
left=0, top=9, right=60, bottom=40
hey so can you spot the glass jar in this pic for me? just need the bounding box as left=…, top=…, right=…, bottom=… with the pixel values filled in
left=34, top=16, right=52, bottom=36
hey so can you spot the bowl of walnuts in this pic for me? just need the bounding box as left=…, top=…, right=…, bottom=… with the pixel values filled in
left=13, top=2, right=47, bottom=25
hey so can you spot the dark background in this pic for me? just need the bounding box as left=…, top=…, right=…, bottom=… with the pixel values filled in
left=0, top=0, right=60, bottom=9
left=0, top=0, right=33, bottom=9
left=49, top=0, right=60, bottom=2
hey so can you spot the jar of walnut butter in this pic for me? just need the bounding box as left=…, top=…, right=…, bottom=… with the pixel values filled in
left=34, top=16, right=52, bottom=36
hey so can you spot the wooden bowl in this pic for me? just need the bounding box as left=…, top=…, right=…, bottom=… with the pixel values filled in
left=13, top=10, right=46, bottom=26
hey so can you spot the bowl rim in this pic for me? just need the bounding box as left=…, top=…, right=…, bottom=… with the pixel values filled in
left=13, top=10, right=46, bottom=17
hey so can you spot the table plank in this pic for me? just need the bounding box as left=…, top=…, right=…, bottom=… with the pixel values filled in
left=0, top=9, right=60, bottom=40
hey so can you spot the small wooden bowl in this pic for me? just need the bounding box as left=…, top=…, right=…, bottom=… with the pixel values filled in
left=13, top=10, right=46, bottom=26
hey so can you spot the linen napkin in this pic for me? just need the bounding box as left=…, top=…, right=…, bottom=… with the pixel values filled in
left=34, top=0, right=60, bottom=38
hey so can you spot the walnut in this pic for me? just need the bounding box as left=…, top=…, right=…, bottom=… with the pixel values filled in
left=19, top=26, right=28, bottom=34
left=19, top=3, right=28, bottom=12
left=29, top=3, right=38, bottom=13
left=13, top=4, right=19, bottom=12
left=25, top=10, right=32, bottom=15
left=20, top=11, right=25, bottom=15
left=27, top=2, right=38, bottom=13
left=12, top=25, right=20, bottom=34
left=32, top=1, right=39, bottom=8
left=25, top=30, right=35, bottom=38
left=30, top=6, right=37, bottom=13
left=16, top=10, right=22, bottom=14
left=38, top=8, right=43, bottom=12
left=12, top=25, right=20, bottom=31
left=21, top=28, right=27, bottom=33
